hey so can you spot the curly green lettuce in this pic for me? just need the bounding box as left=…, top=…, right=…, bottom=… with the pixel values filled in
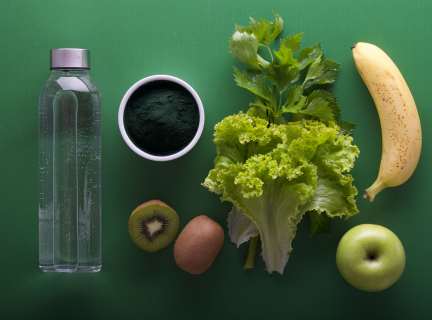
left=203, top=113, right=359, bottom=274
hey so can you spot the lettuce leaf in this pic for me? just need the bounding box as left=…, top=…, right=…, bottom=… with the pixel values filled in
left=203, top=113, right=359, bottom=274
left=227, top=205, right=258, bottom=247
left=309, top=210, right=332, bottom=235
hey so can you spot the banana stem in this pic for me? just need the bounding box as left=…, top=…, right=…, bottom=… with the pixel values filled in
left=244, top=236, right=259, bottom=269
left=364, top=179, right=386, bottom=202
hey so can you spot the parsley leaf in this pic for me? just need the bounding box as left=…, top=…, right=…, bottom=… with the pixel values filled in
left=249, top=12, right=283, bottom=46
left=308, top=90, right=341, bottom=120
left=297, top=42, right=322, bottom=70
left=336, top=120, right=357, bottom=136
left=283, top=90, right=336, bottom=122
left=249, top=18, right=271, bottom=44
left=280, top=33, right=303, bottom=55
left=313, top=86, right=342, bottom=119
left=235, top=24, right=251, bottom=33
left=229, top=13, right=348, bottom=129
left=300, top=96, right=334, bottom=122
left=273, top=65, right=300, bottom=93
left=303, top=55, right=324, bottom=86
left=269, top=12, right=283, bottom=43
left=284, top=86, right=304, bottom=112
left=274, top=46, right=298, bottom=67
left=234, top=67, right=270, bottom=101
left=303, top=57, right=340, bottom=89
left=230, top=31, right=261, bottom=70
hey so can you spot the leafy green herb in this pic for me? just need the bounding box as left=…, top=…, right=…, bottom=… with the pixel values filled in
left=228, top=12, right=353, bottom=127
left=203, top=13, right=359, bottom=275
left=336, top=120, right=357, bottom=136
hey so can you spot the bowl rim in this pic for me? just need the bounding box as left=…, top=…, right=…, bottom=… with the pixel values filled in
left=118, top=75, right=205, bottom=161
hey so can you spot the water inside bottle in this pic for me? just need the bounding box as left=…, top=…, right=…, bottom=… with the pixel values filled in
left=39, top=72, right=101, bottom=273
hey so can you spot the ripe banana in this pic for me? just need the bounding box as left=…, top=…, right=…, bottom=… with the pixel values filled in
left=352, top=42, right=421, bottom=202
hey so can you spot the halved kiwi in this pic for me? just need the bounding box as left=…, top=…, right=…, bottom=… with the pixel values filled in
left=129, top=200, right=179, bottom=252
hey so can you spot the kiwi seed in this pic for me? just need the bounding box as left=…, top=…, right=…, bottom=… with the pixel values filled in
left=129, top=200, right=179, bottom=252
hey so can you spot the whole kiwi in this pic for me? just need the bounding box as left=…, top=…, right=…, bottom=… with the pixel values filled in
left=174, top=215, right=224, bottom=274
left=129, top=200, right=179, bottom=252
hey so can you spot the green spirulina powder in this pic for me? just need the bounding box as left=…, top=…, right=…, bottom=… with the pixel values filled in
left=124, top=80, right=200, bottom=156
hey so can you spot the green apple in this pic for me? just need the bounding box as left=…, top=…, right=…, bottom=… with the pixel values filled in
left=336, top=224, right=405, bottom=292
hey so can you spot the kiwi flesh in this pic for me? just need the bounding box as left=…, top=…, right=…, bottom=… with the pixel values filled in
left=129, top=200, right=179, bottom=252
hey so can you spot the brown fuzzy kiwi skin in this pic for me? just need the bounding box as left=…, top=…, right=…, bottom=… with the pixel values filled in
left=129, top=200, right=179, bottom=252
left=174, top=215, right=224, bottom=274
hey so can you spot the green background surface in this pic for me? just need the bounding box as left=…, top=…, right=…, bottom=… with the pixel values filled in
left=1, top=0, right=431, bottom=319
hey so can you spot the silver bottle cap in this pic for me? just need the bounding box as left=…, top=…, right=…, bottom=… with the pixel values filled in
left=50, top=48, right=90, bottom=70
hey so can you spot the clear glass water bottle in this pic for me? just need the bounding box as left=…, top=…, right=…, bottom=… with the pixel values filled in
left=39, top=49, right=101, bottom=273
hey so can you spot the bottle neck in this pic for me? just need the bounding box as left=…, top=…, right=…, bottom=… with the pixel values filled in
left=51, top=69, right=89, bottom=76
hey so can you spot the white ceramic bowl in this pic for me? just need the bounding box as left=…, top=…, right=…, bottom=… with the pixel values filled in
left=118, top=75, right=204, bottom=161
